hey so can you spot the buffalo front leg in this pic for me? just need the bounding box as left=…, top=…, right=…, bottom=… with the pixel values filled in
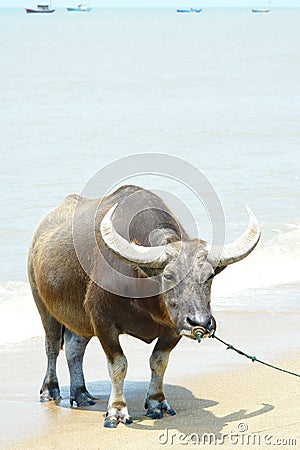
left=97, top=333, right=132, bottom=428
left=145, top=334, right=180, bottom=419
left=105, top=353, right=132, bottom=428
left=64, top=329, right=95, bottom=407
left=86, top=286, right=132, bottom=428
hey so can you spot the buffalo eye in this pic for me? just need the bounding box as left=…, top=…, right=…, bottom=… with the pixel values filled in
left=163, top=273, right=174, bottom=282
left=168, top=300, right=178, bottom=309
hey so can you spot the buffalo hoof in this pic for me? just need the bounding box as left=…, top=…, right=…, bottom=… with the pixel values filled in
left=104, top=414, right=133, bottom=428
left=146, top=400, right=177, bottom=419
left=122, top=416, right=133, bottom=425
left=40, top=386, right=61, bottom=402
left=71, top=398, right=96, bottom=407
left=70, top=387, right=96, bottom=407
left=104, top=417, right=118, bottom=428
left=146, top=409, right=163, bottom=419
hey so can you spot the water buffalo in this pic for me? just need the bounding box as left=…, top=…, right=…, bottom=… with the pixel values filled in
left=28, top=185, right=260, bottom=428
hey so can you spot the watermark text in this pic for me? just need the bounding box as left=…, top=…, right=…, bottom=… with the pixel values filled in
left=158, top=425, right=297, bottom=446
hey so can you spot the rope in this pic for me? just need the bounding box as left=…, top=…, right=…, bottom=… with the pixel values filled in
left=211, top=333, right=300, bottom=378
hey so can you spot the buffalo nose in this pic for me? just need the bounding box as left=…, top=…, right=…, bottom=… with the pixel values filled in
left=186, top=314, right=216, bottom=332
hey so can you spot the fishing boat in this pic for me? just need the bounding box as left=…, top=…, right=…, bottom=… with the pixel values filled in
left=252, top=8, right=270, bottom=12
left=176, top=8, right=202, bottom=13
left=25, top=3, right=55, bottom=13
left=66, top=3, right=92, bottom=11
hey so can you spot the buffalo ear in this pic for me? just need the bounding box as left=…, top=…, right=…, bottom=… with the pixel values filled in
left=214, top=266, right=227, bottom=276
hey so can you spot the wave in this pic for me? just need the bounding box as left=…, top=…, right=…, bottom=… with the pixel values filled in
left=0, top=224, right=299, bottom=344
left=0, top=282, right=43, bottom=345
left=213, top=223, right=300, bottom=296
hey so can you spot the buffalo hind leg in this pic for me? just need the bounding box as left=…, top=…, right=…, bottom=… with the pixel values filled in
left=30, top=285, right=63, bottom=402
left=64, top=329, right=95, bottom=407
left=145, top=333, right=181, bottom=419
left=39, top=317, right=63, bottom=402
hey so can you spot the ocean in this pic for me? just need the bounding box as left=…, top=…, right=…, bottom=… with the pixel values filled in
left=0, top=7, right=299, bottom=344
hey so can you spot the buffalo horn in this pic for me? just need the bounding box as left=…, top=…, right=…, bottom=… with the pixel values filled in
left=100, top=203, right=168, bottom=267
left=207, top=206, right=261, bottom=267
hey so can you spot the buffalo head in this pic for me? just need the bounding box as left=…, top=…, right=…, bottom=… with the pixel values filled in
left=100, top=204, right=260, bottom=340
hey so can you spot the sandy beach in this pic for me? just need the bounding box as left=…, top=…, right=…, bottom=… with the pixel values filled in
left=1, top=310, right=299, bottom=450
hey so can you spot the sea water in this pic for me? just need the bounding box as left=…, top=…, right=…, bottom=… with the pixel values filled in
left=0, top=8, right=299, bottom=344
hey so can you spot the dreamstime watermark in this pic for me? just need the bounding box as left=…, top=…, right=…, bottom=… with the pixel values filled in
left=72, top=153, right=227, bottom=297
left=157, top=424, right=297, bottom=446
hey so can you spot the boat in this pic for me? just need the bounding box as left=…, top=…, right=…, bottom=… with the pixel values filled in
left=252, top=8, right=270, bottom=12
left=176, top=8, right=202, bottom=13
left=66, top=3, right=92, bottom=11
left=25, top=3, right=55, bottom=13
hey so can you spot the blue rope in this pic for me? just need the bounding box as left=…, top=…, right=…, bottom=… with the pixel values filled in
left=211, top=333, right=300, bottom=378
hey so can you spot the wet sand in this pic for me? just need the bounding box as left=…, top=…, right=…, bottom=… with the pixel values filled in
left=1, top=311, right=299, bottom=449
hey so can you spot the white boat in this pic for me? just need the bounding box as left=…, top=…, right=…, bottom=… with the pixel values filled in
left=176, top=8, right=202, bottom=13
left=252, top=8, right=270, bottom=13
left=66, top=3, right=92, bottom=11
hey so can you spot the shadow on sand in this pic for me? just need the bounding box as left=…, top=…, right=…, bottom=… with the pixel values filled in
left=56, top=380, right=274, bottom=438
